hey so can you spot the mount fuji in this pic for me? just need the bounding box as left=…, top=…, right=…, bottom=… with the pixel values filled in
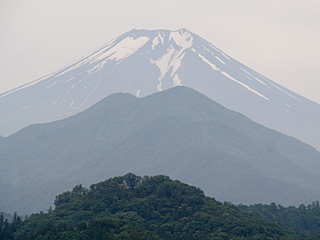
left=1, top=29, right=319, bottom=149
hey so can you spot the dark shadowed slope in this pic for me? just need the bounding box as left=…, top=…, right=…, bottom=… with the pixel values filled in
left=1, top=87, right=320, bottom=214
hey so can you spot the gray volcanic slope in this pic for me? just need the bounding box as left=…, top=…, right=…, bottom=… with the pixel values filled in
left=1, top=87, right=320, bottom=214
left=0, top=29, right=319, bottom=150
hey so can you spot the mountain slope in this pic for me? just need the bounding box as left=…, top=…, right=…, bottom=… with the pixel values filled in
left=11, top=174, right=308, bottom=240
left=0, top=29, right=319, bottom=150
left=1, top=87, right=320, bottom=214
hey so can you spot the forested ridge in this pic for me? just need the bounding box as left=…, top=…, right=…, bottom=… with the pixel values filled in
left=239, top=201, right=320, bottom=237
left=2, top=174, right=320, bottom=240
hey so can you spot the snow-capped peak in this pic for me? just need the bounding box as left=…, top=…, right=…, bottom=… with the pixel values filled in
left=0, top=28, right=319, bottom=151
left=169, top=29, right=193, bottom=49
left=149, top=29, right=194, bottom=91
left=92, top=36, right=150, bottom=63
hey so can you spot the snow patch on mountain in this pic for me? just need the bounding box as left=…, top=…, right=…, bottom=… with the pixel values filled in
left=196, top=51, right=269, bottom=101
left=266, top=80, right=304, bottom=103
left=56, top=36, right=149, bottom=77
left=22, top=104, right=34, bottom=110
left=221, top=52, right=231, bottom=61
left=151, top=46, right=186, bottom=91
left=215, top=56, right=226, bottom=65
left=68, top=101, right=74, bottom=109
left=152, top=37, right=160, bottom=50
left=93, top=36, right=150, bottom=62
left=136, top=89, right=141, bottom=97
left=150, top=30, right=194, bottom=91
left=170, top=30, right=193, bottom=49
left=158, top=33, right=165, bottom=44
left=173, top=74, right=182, bottom=86
left=240, top=67, right=266, bottom=86
left=64, top=77, right=74, bottom=83
left=221, top=71, right=269, bottom=101
left=196, top=52, right=219, bottom=71
left=46, top=81, right=58, bottom=89
left=50, top=96, right=61, bottom=106
left=209, top=43, right=221, bottom=53
left=87, top=62, right=105, bottom=74
left=79, top=85, right=98, bottom=108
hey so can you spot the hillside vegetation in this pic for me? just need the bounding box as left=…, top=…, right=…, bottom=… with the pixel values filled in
left=2, top=174, right=317, bottom=240
left=239, top=202, right=320, bottom=237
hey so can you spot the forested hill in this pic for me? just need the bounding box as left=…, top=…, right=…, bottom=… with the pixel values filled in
left=3, top=174, right=317, bottom=240
left=238, top=202, right=320, bottom=237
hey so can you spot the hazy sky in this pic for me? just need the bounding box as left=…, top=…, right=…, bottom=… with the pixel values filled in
left=1, top=0, right=319, bottom=103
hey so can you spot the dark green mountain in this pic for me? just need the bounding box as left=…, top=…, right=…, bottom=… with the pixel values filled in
left=8, top=174, right=314, bottom=240
left=1, top=87, right=320, bottom=214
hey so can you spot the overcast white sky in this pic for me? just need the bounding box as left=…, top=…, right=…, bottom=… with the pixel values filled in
left=1, top=0, right=319, bottom=103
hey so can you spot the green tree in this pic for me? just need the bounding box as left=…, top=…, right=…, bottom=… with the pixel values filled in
left=124, top=173, right=141, bottom=190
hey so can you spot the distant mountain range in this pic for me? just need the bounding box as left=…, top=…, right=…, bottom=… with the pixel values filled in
left=1, top=87, right=320, bottom=214
left=0, top=29, right=319, bottom=150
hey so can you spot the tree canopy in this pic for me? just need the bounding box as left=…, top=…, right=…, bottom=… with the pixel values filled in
left=3, top=174, right=318, bottom=240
